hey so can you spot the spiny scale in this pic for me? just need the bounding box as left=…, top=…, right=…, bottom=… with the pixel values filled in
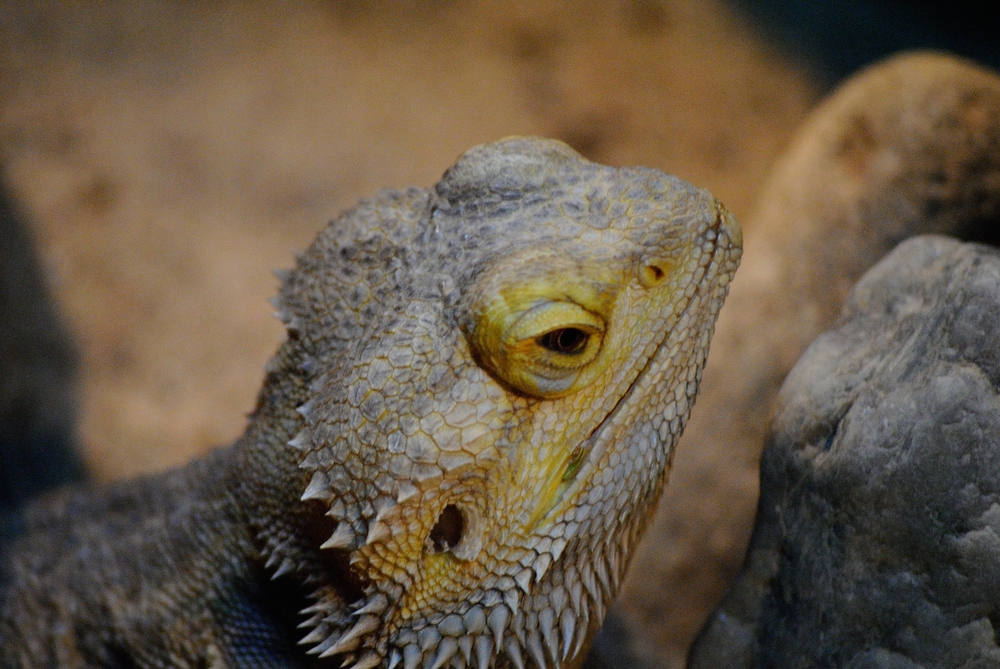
left=350, top=652, right=382, bottom=669
left=365, top=520, right=391, bottom=545
left=559, top=610, right=576, bottom=661
left=475, top=636, right=493, bottom=669
left=322, top=523, right=355, bottom=550
left=526, top=631, right=548, bottom=669
left=353, top=594, right=388, bottom=616
left=430, top=638, right=459, bottom=669
left=504, top=638, right=526, bottom=669
left=538, top=609, right=558, bottom=663
left=271, top=558, right=295, bottom=580
left=301, top=471, right=331, bottom=502
left=315, top=615, right=378, bottom=659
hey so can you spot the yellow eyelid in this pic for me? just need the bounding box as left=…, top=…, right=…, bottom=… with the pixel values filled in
left=504, top=301, right=606, bottom=345
left=501, top=300, right=606, bottom=393
left=463, top=255, right=623, bottom=399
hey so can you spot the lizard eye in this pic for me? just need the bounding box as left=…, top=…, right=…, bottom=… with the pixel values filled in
left=468, top=298, right=608, bottom=399
left=462, top=249, right=621, bottom=399
left=537, top=327, right=589, bottom=354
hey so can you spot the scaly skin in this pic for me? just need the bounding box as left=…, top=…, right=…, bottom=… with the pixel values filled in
left=0, top=137, right=741, bottom=669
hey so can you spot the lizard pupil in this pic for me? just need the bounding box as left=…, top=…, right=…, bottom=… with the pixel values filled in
left=538, top=328, right=588, bottom=354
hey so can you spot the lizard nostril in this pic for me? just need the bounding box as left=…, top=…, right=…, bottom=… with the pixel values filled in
left=640, top=262, right=669, bottom=288
left=429, top=504, right=465, bottom=554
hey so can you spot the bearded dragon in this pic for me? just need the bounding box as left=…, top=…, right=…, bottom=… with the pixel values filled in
left=0, top=137, right=741, bottom=669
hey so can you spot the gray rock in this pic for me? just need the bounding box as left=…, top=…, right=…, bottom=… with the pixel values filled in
left=689, top=236, right=1000, bottom=669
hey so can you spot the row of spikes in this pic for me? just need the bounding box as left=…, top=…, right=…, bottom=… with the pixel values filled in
left=285, top=462, right=637, bottom=667
left=290, top=534, right=633, bottom=669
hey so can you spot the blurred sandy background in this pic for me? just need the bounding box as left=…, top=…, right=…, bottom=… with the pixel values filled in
left=2, top=1, right=993, bottom=667
left=0, top=0, right=817, bottom=476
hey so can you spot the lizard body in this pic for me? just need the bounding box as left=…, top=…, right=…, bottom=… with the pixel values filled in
left=0, top=137, right=741, bottom=668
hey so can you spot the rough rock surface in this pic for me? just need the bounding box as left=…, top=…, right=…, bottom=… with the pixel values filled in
left=689, top=235, right=1000, bottom=668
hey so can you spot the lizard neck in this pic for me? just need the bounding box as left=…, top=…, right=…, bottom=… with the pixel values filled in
left=229, top=338, right=352, bottom=599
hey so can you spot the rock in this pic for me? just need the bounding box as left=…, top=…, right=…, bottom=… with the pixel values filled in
left=0, top=181, right=84, bottom=526
left=688, top=236, right=1000, bottom=668
left=616, top=50, right=1000, bottom=669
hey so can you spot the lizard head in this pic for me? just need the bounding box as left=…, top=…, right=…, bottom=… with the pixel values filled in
left=263, top=137, right=741, bottom=669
